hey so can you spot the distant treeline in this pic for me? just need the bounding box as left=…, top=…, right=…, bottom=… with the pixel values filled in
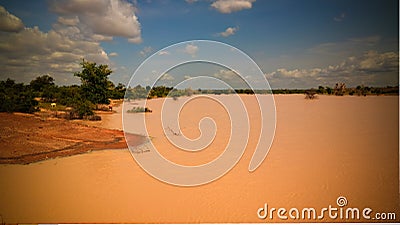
left=272, top=85, right=399, bottom=96
left=124, top=85, right=263, bottom=100
left=1, top=59, right=398, bottom=116
left=124, top=84, right=398, bottom=101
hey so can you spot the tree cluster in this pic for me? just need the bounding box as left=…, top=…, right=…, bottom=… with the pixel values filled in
left=0, top=60, right=126, bottom=118
left=316, top=84, right=398, bottom=96
left=0, top=79, right=38, bottom=113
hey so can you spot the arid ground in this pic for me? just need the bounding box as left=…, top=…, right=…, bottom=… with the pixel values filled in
left=0, top=113, right=146, bottom=164
left=0, top=95, right=398, bottom=223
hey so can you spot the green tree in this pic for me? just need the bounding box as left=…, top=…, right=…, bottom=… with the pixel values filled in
left=108, top=82, right=126, bottom=99
left=41, top=85, right=58, bottom=102
left=317, top=86, right=325, bottom=94
left=126, top=85, right=148, bottom=100
left=148, top=86, right=173, bottom=98
left=30, top=75, right=57, bottom=101
left=356, top=85, right=368, bottom=96
left=74, top=59, right=112, bottom=105
left=325, top=86, right=332, bottom=95
left=30, top=75, right=55, bottom=93
left=55, top=85, right=81, bottom=106
left=72, top=100, right=94, bottom=118
left=0, top=78, right=38, bottom=113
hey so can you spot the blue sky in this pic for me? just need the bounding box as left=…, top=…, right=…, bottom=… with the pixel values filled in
left=0, top=0, right=398, bottom=88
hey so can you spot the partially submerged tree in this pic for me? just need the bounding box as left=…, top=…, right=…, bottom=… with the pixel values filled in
left=334, top=82, right=346, bottom=96
left=305, top=89, right=318, bottom=99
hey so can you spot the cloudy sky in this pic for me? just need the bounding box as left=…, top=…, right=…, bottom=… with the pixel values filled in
left=0, top=0, right=398, bottom=89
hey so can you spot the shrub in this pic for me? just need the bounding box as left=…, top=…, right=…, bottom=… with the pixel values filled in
left=305, top=89, right=317, bottom=99
left=127, top=106, right=152, bottom=113
left=0, top=79, right=38, bottom=113
left=70, top=100, right=94, bottom=118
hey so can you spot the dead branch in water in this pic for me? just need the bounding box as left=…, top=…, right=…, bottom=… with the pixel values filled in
left=167, top=126, right=180, bottom=136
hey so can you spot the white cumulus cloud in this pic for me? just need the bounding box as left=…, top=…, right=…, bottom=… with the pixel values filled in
left=109, top=52, right=118, bottom=57
left=0, top=7, right=114, bottom=84
left=140, top=46, right=153, bottom=57
left=213, top=69, right=248, bottom=88
left=160, top=73, right=174, bottom=81
left=214, top=69, right=237, bottom=79
left=158, top=50, right=170, bottom=56
left=218, top=26, right=238, bottom=37
left=334, top=12, right=346, bottom=22
left=0, top=6, right=24, bottom=32
left=57, top=16, right=79, bottom=26
left=265, top=50, right=399, bottom=88
left=49, top=0, right=142, bottom=43
left=211, top=0, right=255, bottom=14
left=184, top=43, right=199, bottom=57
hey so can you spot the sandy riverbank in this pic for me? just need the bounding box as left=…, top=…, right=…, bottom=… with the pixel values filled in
left=0, top=94, right=398, bottom=223
left=0, top=112, right=145, bottom=164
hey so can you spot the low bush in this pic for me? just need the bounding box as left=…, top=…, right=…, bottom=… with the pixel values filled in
left=127, top=106, right=152, bottom=113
